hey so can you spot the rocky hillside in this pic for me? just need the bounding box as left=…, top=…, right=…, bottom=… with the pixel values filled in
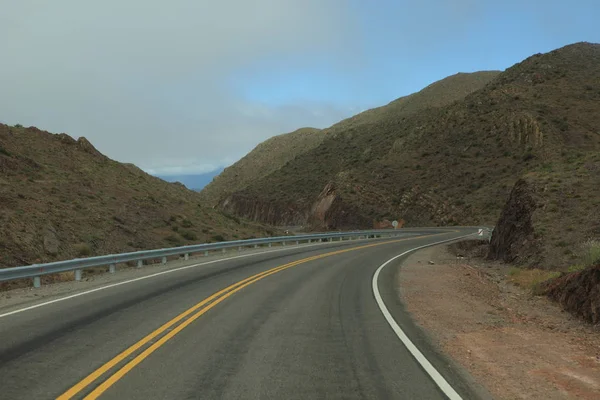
left=217, top=42, right=600, bottom=269
left=201, top=71, right=500, bottom=207
left=199, top=127, right=325, bottom=205
left=0, top=124, right=276, bottom=268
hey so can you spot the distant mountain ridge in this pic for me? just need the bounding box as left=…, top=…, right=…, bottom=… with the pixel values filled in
left=200, top=70, right=501, bottom=207
left=158, top=169, right=223, bottom=191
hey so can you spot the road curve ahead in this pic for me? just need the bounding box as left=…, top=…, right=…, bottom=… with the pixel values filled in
left=0, top=229, right=482, bottom=399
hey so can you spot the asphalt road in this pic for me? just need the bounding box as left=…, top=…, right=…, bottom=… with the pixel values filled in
left=0, top=229, right=484, bottom=399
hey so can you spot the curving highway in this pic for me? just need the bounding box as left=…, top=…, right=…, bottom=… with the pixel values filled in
left=0, top=229, right=484, bottom=399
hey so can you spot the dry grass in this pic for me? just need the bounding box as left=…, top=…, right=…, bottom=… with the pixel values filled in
left=508, top=267, right=561, bottom=294
left=579, top=239, right=600, bottom=266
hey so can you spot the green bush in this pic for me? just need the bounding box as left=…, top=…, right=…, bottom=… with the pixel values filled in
left=181, top=219, right=193, bottom=228
left=181, top=230, right=197, bottom=241
left=211, top=234, right=226, bottom=242
left=164, top=234, right=183, bottom=246
left=73, top=243, right=92, bottom=257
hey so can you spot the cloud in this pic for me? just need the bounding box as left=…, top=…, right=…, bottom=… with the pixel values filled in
left=0, top=0, right=362, bottom=174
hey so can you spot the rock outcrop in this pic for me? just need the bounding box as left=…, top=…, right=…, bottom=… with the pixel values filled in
left=220, top=194, right=308, bottom=227
left=542, top=264, right=600, bottom=325
left=487, top=178, right=541, bottom=264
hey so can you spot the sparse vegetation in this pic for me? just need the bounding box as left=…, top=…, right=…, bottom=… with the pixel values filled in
left=0, top=123, right=278, bottom=270
left=212, top=43, right=600, bottom=269
left=508, top=267, right=561, bottom=294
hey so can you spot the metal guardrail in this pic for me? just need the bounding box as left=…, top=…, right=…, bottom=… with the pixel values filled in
left=0, top=229, right=421, bottom=288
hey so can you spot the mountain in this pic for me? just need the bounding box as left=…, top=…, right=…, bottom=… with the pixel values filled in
left=200, top=71, right=500, bottom=207
left=199, top=127, right=325, bottom=204
left=0, top=125, right=276, bottom=269
left=214, top=42, right=600, bottom=269
left=158, top=169, right=223, bottom=191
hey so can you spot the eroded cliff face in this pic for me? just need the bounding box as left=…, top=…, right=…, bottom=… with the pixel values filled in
left=220, top=182, right=372, bottom=230
left=220, top=194, right=308, bottom=227
left=308, top=183, right=372, bottom=230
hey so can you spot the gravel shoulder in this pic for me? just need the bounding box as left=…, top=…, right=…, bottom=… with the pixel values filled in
left=398, top=244, right=600, bottom=400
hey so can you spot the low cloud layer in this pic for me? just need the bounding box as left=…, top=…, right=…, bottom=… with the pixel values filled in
left=1, top=0, right=362, bottom=174
left=2, top=1, right=598, bottom=175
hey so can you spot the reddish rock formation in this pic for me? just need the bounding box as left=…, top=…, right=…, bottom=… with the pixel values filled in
left=542, top=264, right=600, bottom=325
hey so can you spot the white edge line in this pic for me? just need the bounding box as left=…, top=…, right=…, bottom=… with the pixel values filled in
left=372, top=233, right=477, bottom=400
left=0, top=233, right=421, bottom=319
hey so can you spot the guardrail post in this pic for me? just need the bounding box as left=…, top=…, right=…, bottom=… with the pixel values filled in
left=282, top=241, right=286, bottom=246
left=254, top=244, right=258, bottom=249
left=204, top=250, right=209, bottom=257
left=184, top=253, right=189, bottom=261
left=222, top=248, right=226, bottom=254
left=109, top=264, right=116, bottom=274
left=161, top=257, right=167, bottom=265
left=268, top=243, right=272, bottom=248
left=308, top=239, right=311, bottom=243
left=33, top=276, right=41, bottom=288
left=75, top=269, right=82, bottom=281
left=296, top=240, right=299, bottom=245
left=238, top=246, right=242, bottom=252
left=137, top=260, right=143, bottom=268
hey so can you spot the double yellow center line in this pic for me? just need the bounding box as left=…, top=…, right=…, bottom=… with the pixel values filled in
left=58, top=233, right=440, bottom=399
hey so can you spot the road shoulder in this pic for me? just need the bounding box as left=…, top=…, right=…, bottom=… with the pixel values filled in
left=397, top=244, right=600, bottom=400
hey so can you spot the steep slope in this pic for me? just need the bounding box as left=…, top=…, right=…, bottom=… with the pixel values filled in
left=326, top=71, right=501, bottom=135
left=221, top=42, right=600, bottom=268
left=199, top=127, right=324, bottom=205
left=201, top=71, right=500, bottom=206
left=0, top=125, right=276, bottom=268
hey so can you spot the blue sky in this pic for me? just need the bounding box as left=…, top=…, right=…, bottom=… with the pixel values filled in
left=1, top=0, right=599, bottom=175
left=236, top=0, right=600, bottom=109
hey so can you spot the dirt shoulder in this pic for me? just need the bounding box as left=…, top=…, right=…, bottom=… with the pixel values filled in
left=398, top=244, right=600, bottom=400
